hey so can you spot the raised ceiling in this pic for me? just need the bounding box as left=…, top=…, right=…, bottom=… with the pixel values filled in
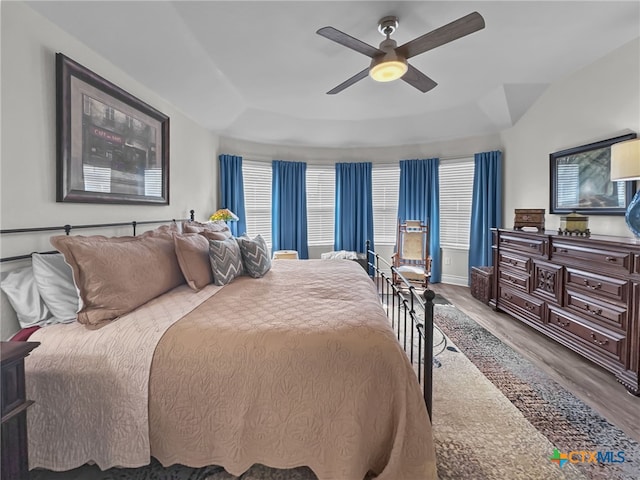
left=26, top=1, right=640, bottom=148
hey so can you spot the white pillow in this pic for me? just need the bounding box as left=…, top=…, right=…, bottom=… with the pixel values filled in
left=32, top=253, right=81, bottom=324
left=1, top=267, right=52, bottom=328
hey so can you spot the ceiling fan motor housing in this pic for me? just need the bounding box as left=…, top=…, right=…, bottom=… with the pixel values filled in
left=370, top=36, right=407, bottom=82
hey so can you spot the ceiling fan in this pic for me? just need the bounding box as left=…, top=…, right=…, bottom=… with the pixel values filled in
left=316, top=12, right=485, bottom=94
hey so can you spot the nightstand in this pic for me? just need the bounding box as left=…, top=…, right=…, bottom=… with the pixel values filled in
left=1, top=341, right=40, bottom=480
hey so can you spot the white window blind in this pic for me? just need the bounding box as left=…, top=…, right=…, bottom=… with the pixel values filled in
left=306, top=165, right=335, bottom=246
left=242, top=160, right=272, bottom=247
left=372, top=165, right=400, bottom=245
left=439, top=158, right=475, bottom=249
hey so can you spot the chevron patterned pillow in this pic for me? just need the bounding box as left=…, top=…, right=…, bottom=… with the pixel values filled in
left=208, top=237, right=243, bottom=285
left=236, top=234, right=272, bottom=278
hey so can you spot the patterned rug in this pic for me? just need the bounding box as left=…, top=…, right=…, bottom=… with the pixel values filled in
left=31, top=461, right=318, bottom=480
left=432, top=304, right=640, bottom=480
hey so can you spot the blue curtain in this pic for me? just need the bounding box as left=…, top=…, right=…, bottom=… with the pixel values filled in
left=334, top=162, right=374, bottom=254
left=469, top=150, right=503, bottom=280
left=272, top=160, right=309, bottom=259
left=398, top=158, right=441, bottom=283
left=218, top=154, right=247, bottom=236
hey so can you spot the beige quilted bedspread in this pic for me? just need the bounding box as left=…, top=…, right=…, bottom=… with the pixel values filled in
left=26, top=260, right=436, bottom=479
left=149, top=260, right=435, bottom=479
left=25, top=283, right=222, bottom=470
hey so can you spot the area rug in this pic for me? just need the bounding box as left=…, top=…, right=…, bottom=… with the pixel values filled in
left=432, top=304, right=640, bottom=480
left=31, top=460, right=318, bottom=480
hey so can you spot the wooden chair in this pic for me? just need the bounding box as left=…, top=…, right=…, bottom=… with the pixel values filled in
left=392, top=220, right=431, bottom=289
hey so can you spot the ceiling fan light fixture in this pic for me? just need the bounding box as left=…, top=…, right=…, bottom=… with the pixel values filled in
left=318, top=11, right=484, bottom=93
left=369, top=56, right=408, bottom=82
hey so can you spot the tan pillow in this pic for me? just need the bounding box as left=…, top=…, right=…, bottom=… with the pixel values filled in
left=199, top=230, right=230, bottom=241
left=51, top=227, right=185, bottom=325
left=174, top=234, right=213, bottom=291
left=183, top=220, right=231, bottom=238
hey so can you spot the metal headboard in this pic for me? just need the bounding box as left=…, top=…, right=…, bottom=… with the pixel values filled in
left=0, top=210, right=195, bottom=263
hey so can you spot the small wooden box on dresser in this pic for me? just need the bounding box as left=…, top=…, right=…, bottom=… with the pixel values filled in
left=491, top=229, right=640, bottom=396
left=1, top=341, right=40, bottom=480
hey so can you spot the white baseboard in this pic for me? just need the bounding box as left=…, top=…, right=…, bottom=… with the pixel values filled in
left=440, top=274, right=469, bottom=287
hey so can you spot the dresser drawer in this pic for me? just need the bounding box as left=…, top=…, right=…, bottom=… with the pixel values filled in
left=498, top=268, right=529, bottom=292
left=498, top=285, right=544, bottom=324
left=552, top=240, right=632, bottom=274
left=498, top=251, right=530, bottom=273
left=548, top=307, right=625, bottom=364
left=499, top=233, right=547, bottom=257
left=565, top=290, right=627, bottom=329
left=565, top=268, right=629, bottom=303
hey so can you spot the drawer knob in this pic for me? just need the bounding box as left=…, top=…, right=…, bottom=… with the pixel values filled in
left=585, top=305, right=603, bottom=315
left=605, top=256, right=617, bottom=263
left=556, top=319, right=570, bottom=328
left=529, top=243, right=536, bottom=248
left=558, top=248, right=568, bottom=253
left=590, top=333, right=609, bottom=346
left=583, top=279, right=602, bottom=290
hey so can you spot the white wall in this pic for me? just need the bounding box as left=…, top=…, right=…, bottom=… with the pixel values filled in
left=1, top=2, right=219, bottom=254
left=501, top=38, right=640, bottom=237
left=0, top=2, right=219, bottom=338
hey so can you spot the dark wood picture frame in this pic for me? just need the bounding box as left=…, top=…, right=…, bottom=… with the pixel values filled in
left=549, top=133, right=637, bottom=215
left=56, top=53, right=170, bottom=205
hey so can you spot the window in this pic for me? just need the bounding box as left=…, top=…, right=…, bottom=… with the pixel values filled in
left=306, top=165, right=335, bottom=246
left=243, top=160, right=272, bottom=247
left=439, top=158, right=475, bottom=249
left=372, top=165, right=400, bottom=245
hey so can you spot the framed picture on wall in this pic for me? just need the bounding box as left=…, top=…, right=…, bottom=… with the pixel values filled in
left=56, top=53, right=170, bottom=205
left=549, top=133, right=637, bottom=215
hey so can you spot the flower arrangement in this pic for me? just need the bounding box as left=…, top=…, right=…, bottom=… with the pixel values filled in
left=209, top=208, right=239, bottom=222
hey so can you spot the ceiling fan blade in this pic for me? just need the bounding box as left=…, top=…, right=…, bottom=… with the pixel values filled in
left=396, top=12, right=485, bottom=59
left=326, top=68, right=370, bottom=94
left=402, top=65, right=438, bottom=93
left=317, top=26, right=384, bottom=58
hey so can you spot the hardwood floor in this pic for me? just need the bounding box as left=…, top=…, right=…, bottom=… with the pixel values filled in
left=429, top=282, right=640, bottom=443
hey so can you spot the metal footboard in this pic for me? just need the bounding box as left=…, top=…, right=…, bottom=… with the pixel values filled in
left=365, top=241, right=434, bottom=420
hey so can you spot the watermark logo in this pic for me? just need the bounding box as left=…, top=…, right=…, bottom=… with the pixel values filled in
left=550, top=449, right=569, bottom=468
left=550, top=448, right=626, bottom=468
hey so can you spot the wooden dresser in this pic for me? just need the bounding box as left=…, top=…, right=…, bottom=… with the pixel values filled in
left=491, top=229, right=640, bottom=395
left=1, top=341, right=40, bottom=480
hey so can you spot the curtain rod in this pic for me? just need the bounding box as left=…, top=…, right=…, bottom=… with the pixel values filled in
left=243, top=154, right=476, bottom=165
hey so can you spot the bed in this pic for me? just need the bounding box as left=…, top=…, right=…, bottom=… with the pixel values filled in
left=0, top=215, right=436, bottom=480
